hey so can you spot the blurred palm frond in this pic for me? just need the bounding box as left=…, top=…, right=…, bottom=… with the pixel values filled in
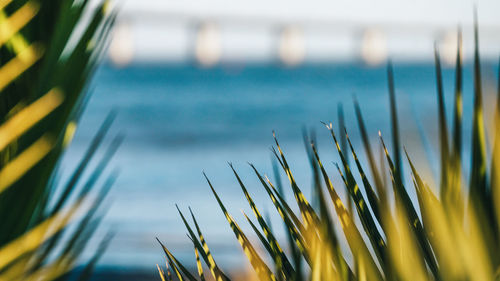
left=0, top=0, right=117, bottom=280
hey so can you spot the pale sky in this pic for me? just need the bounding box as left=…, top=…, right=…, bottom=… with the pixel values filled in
left=120, top=0, right=500, bottom=25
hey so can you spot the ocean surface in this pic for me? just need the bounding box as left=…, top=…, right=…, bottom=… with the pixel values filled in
left=60, top=62, right=497, bottom=275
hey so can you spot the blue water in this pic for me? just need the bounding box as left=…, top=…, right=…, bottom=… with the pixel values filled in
left=62, top=62, right=496, bottom=272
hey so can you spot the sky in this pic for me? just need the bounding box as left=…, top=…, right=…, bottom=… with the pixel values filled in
left=107, top=0, right=500, bottom=63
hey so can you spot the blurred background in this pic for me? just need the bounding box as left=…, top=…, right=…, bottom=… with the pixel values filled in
left=64, top=0, right=500, bottom=279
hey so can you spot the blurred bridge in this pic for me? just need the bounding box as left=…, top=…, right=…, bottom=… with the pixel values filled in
left=107, top=0, right=500, bottom=66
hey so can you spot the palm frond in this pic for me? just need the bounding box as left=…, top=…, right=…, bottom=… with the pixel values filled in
left=159, top=18, right=500, bottom=281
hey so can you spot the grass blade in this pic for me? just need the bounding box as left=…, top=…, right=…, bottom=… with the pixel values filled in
left=345, top=129, right=382, bottom=224
left=387, top=62, right=403, bottom=185
left=353, top=99, right=385, bottom=201
left=324, top=123, right=388, bottom=270
left=205, top=173, right=276, bottom=281
left=272, top=133, right=321, bottom=229
left=434, top=44, right=450, bottom=198
left=250, top=164, right=310, bottom=274
left=194, top=245, right=206, bottom=281
left=178, top=206, right=230, bottom=281
left=230, top=163, right=294, bottom=278
left=469, top=11, right=498, bottom=265
left=157, top=238, right=198, bottom=281
left=310, top=138, right=383, bottom=281
left=379, top=133, right=439, bottom=279
left=338, top=104, right=353, bottom=215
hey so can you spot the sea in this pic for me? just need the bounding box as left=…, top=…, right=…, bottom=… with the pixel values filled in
left=60, top=61, right=497, bottom=278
